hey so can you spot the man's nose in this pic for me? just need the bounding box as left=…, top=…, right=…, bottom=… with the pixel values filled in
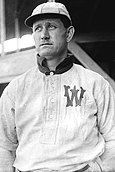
left=41, top=28, right=50, bottom=40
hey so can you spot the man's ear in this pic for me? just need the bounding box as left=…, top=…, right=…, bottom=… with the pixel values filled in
left=66, top=26, right=75, bottom=42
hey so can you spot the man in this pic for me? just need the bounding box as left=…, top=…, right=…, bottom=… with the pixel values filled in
left=0, top=1, right=115, bottom=172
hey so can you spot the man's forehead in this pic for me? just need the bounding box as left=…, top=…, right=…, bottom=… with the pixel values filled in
left=33, top=17, right=63, bottom=26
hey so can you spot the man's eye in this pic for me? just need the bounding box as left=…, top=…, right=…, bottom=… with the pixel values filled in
left=34, top=26, right=42, bottom=32
left=49, top=25, right=56, bottom=30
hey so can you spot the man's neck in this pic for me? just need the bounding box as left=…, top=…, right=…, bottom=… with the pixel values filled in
left=37, top=50, right=68, bottom=71
left=46, top=57, right=66, bottom=71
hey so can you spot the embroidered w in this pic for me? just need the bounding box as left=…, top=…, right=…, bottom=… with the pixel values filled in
left=64, top=85, right=86, bottom=107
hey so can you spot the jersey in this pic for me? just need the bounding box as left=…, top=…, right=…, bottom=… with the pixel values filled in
left=0, top=61, right=115, bottom=171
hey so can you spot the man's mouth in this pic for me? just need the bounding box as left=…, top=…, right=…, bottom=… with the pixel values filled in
left=40, top=43, right=52, bottom=47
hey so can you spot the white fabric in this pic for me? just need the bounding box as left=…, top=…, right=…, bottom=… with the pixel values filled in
left=0, top=64, right=115, bottom=171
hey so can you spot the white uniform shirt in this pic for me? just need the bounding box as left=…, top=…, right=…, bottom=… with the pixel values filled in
left=0, top=64, right=115, bottom=171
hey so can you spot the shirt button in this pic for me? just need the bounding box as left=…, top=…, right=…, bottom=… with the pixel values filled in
left=50, top=72, right=54, bottom=76
left=50, top=98, right=55, bottom=103
left=48, top=114, right=54, bottom=119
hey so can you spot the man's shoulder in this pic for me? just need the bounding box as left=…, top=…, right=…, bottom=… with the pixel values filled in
left=73, top=64, right=105, bottom=80
left=73, top=64, right=109, bottom=88
left=6, top=66, right=41, bottom=90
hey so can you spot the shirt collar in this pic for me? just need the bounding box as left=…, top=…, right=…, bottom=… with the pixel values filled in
left=37, top=54, right=73, bottom=75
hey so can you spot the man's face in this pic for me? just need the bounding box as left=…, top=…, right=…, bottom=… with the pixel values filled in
left=32, top=18, right=68, bottom=60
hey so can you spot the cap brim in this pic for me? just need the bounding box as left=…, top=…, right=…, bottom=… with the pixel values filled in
left=25, top=13, right=72, bottom=28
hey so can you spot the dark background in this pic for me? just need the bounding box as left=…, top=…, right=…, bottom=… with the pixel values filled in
left=1, top=0, right=115, bottom=96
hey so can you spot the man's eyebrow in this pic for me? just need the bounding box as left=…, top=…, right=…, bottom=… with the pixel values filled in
left=33, top=23, right=42, bottom=27
left=33, top=23, right=42, bottom=30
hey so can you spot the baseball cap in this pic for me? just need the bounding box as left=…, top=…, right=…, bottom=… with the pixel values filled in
left=25, top=1, right=72, bottom=28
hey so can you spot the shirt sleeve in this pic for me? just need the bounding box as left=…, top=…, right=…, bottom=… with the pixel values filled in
left=0, top=86, right=18, bottom=150
left=0, top=147, right=15, bottom=172
left=96, top=79, right=115, bottom=171
left=0, top=85, right=18, bottom=170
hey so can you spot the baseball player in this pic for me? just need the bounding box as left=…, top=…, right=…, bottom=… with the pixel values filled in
left=0, top=1, right=115, bottom=172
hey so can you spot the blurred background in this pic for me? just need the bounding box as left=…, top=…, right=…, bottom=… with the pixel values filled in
left=0, top=0, right=115, bottom=95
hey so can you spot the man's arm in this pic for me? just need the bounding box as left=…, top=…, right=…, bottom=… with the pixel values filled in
left=96, top=79, right=115, bottom=171
left=0, top=147, right=15, bottom=172
left=0, top=84, right=18, bottom=171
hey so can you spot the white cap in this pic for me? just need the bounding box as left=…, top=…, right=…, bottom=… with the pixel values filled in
left=25, top=2, right=72, bottom=27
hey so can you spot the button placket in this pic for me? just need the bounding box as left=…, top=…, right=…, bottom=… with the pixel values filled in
left=40, top=75, right=59, bottom=144
left=47, top=76, right=57, bottom=120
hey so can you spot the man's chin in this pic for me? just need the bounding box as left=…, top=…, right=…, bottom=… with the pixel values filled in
left=39, top=51, right=54, bottom=58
